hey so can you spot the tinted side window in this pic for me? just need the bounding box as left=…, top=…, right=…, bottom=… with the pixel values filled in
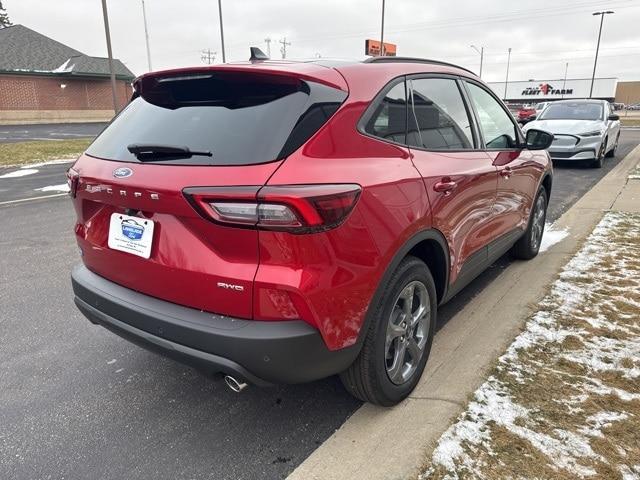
left=364, top=81, right=407, bottom=144
left=465, top=82, right=518, bottom=149
left=407, top=78, right=474, bottom=150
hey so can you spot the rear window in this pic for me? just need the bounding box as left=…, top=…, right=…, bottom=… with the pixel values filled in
left=86, top=72, right=347, bottom=165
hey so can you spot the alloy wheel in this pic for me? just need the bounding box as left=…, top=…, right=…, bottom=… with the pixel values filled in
left=530, top=194, right=546, bottom=251
left=385, top=280, right=430, bottom=385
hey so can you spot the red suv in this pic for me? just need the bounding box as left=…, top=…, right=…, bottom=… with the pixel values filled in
left=69, top=56, right=553, bottom=406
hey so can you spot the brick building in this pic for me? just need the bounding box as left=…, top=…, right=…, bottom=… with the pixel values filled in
left=0, top=25, right=134, bottom=124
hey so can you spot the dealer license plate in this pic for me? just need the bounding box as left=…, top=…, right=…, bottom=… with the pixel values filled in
left=107, top=213, right=155, bottom=259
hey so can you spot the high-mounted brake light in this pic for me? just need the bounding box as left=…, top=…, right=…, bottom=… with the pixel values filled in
left=66, top=167, right=80, bottom=198
left=184, top=184, right=361, bottom=233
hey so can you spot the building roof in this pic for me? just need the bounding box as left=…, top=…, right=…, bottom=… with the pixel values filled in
left=0, top=24, right=134, bottom=80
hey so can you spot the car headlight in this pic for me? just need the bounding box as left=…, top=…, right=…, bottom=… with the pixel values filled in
left=577, top=130, right=603, bottom=137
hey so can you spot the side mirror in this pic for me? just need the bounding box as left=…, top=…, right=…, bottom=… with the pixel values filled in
left=528, top=115, right=537, bottom=121
left=608, top=114, right=619, bottom=121
left=525, top=129, right=554, bottom=150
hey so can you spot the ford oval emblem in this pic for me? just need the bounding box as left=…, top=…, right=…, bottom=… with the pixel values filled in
left=113, top=167, right=133, bottom=179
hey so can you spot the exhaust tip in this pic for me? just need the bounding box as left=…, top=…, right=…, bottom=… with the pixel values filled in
left=224, top=375, right=248, bottom=393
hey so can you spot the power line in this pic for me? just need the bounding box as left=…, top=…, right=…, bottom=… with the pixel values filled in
left=288, top=0, right=636, bottom=45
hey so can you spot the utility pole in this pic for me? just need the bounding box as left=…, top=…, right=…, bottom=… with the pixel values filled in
left=217, top=0, right=226, bottom=62
left=201, top=49, right=216, bottom=64
left=100, top=0, right=119, bottom=115
left=264, top=37, right=271, bottom=58
left=562, top=62, right=568, bottom=99
left=279, top=37, right=291, bottom=59
left=503, top=47, right=512, bottom=101
left=470, top=45, right=484, bottom=78
left=589, top=11, right=614, bottom=98
left=379, top=0, right=386, bottom=56
left=141, top=0, right=152, bottom=71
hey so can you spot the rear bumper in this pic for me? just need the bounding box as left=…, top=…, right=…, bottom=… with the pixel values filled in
left=71, top=265, right=359, bottom=385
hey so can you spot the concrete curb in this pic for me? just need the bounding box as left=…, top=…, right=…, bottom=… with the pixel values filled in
left=286, top=144, right=640, bottom=480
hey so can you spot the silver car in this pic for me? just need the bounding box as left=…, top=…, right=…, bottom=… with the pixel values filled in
left=524, top=99, right=620, bottom=168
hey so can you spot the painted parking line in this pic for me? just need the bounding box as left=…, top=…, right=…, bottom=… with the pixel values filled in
left=0, top=193, right=68, bottom=206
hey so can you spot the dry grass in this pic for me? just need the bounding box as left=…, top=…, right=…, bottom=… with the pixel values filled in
left=0, top=139, right=91, bottom=166
left=421, top=212, right=640, bottom=480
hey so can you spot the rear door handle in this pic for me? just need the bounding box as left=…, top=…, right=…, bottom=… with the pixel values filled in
left=500, top=166, right=513, bottom=179
left=433, top=180, right=458, bottom=194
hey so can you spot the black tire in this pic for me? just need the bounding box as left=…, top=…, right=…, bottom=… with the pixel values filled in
left=339, top=256, right=437, bottom=406
left=605, top=134, right=618, bottom=158
left=592, top=140, right=606, bottom=168
left=511, top=187, right=548, bottom=260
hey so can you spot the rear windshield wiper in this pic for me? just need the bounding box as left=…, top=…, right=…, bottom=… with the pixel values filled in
left=127, top=144, right=213, bottom=161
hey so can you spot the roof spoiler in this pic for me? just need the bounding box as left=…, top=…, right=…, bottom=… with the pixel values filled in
left=249, top=47, right=269, bottom=62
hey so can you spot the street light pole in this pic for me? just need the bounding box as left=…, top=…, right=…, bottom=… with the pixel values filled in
left=562, top=62, right=568, bottom=99
left=503, top=47, right=511, bottom=101
left=470, top=45, right=483, bottom=78
left=100, top=0, right=119, bottom=115
left=218, top=0, right=226, bottom=63
left=141, top=0, right=152, bottom=71
left=379, top=0, right=385, bottom=56
left=589, top=11, right=614, bottom=98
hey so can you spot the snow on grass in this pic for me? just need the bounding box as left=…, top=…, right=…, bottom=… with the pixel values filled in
left=579, top=412, right=629, bottom=438
left=0, top=168, right=39, bottom=179
left=22, top=159, right=74, bottom=168
left=539, top=222, right=569, bottom=252
left=34, top=183, right=70, bottom=193
left=421, top=211, right=640, bottom=479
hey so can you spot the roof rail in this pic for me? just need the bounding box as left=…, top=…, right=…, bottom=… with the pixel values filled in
left=363, top=57, right=476, bottom=76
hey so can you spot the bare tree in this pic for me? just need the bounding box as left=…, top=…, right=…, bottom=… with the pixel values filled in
left=0, top=1, right=12, bottom=28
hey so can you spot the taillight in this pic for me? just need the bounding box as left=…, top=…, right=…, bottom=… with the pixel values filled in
left=66, top=167, right=80, bottom=197
left=184, top=184, right=361, bottom=233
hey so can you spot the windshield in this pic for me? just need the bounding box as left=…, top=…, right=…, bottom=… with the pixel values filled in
left=86, top=72, right=347, bottom=165
left=539, top=103, right=603, bottom=121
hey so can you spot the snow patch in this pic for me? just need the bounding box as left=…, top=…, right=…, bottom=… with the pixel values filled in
left=34, top=183, right=70, bottom=193
left=23, top=159, right=74, bottom=168
left=579, top=411, right=628, bottom=438
left=423, top=212, right=640, bottom=479
left=0, top=168, right=39, bottom=179
left=52, top=58, right=74, bottom=73
left=539, top=222, right=569, bottom=252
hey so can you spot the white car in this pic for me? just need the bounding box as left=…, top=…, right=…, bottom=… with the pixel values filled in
left=533, top=101, right=551, bottom=117
left=523, top=99, right=620, bottom=168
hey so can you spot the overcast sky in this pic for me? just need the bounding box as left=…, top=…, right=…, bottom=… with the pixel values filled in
left=4, top=0, right=640, bottom=82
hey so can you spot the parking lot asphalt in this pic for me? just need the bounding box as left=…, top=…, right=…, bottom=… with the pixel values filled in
left=0, top=123, right=107, bottom=143
left=1, top=129, right=639, bottom=480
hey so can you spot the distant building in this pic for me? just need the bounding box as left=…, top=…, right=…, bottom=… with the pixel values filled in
left=615, top=81, right=640, bottom=106
left=0, top=25, right=134, bottom=124
left=486, top=78, right=618, bottom=104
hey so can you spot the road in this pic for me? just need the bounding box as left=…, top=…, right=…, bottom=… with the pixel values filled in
left=1, top=130, right=638, bottom=480
left=0, top=123, right=107, bottom=143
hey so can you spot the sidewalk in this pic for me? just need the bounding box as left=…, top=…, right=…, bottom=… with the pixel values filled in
left=287, top=146, right=640, bottom=480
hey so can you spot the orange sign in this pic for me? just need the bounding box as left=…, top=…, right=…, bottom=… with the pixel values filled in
left=365, top=39, right=397, bottom=57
